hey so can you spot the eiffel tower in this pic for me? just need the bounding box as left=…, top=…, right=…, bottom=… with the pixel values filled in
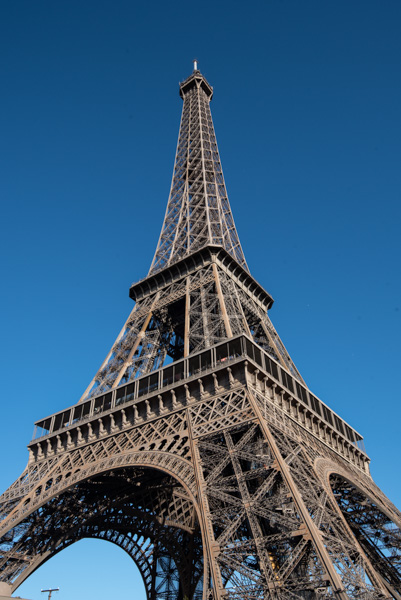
left=1, top=63, right=400, bottom=600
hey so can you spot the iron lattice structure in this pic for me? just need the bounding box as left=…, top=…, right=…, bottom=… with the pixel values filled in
left=1, top=67, right=400, bottom=600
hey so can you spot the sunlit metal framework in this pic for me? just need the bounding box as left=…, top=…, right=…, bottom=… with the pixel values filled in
left=1, top=66, right=400, bottom=600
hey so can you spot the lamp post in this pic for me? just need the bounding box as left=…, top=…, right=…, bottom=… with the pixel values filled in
left=41, top=588, right=59, bottom=600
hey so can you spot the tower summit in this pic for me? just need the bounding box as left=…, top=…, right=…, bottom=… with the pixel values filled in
left=150, top=65, right=246, bottom=275
left=1, top=67, right=400, bottom=600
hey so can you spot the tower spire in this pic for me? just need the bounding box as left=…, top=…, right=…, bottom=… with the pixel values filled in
left=73, top=67, right=304, bottom=402
left=149, top=67, right=248, bottom=275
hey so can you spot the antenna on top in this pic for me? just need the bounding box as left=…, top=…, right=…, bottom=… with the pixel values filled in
left=193, top=59, right=198, bottom=71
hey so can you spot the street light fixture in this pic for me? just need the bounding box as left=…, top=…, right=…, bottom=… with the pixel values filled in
left=41, top=588, right=59, bottom=600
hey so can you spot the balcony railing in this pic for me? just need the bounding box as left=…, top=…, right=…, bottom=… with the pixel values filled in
left=32, top=334, right=365, bottom=451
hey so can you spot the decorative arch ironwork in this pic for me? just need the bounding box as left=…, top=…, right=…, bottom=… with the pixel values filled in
left=329, top=473, right=401, bottom=599
left=1, top=465, right=203, bottom=599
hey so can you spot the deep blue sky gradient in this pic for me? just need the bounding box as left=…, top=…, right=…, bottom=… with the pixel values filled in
left=1, top=1, right=401, bottom=598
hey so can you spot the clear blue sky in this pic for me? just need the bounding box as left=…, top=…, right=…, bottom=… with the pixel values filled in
left=1, top=1, right=400, bottom=598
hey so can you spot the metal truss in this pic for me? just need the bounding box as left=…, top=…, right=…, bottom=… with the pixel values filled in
left=77, top=66, right=304, bottom=401
left=2, top=359, right=401, bottom=598
left=1, top=66, right=401, bottom=600
left=80, top=249, right=304, bottom=400
left=149, top=69, right=247, bottom=276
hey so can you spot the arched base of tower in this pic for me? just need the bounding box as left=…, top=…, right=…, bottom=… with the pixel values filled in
left=1, top=466, right=203, bottom=600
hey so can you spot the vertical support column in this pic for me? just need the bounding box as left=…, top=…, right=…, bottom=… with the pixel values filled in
left=248, top=391, right=349, bottom=600
left=197, top=85, right=213, bottom=245
left=184, top=276, right=191, bottom=357
left=223, top=430, right=275, bottom=585
left=149, top=542, right=158, bottom=600
left=79, top=303, right=140, bottom=401
left=212, top=263, right=232, bottom=339
left=187, top=410, right=224, bottom=600
left=259, top=319, right=291, bottom=372
left=233, top=284, right=252, bottom=337
left=201, top=286, right=211, bottom=348
left=113, top=292, right=161, bottom=389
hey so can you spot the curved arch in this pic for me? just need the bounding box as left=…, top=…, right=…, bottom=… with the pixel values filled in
left=13, top=511, right=203, bottom=600
left=315, top=456, right=401, bottom=528
left=12, top=533, right=153, bottom=599
left=329, top=472, right=401, bottom=598
left=0, top=450, right=197, bottom=540
left=1, top=465, right=204, bottom=600
left=58, top=515, right=203, bottom=600
left=314, top=458, right=401, bottom=598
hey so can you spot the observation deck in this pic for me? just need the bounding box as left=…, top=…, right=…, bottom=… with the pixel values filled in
left=28, top=334, right=368, bottom=477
